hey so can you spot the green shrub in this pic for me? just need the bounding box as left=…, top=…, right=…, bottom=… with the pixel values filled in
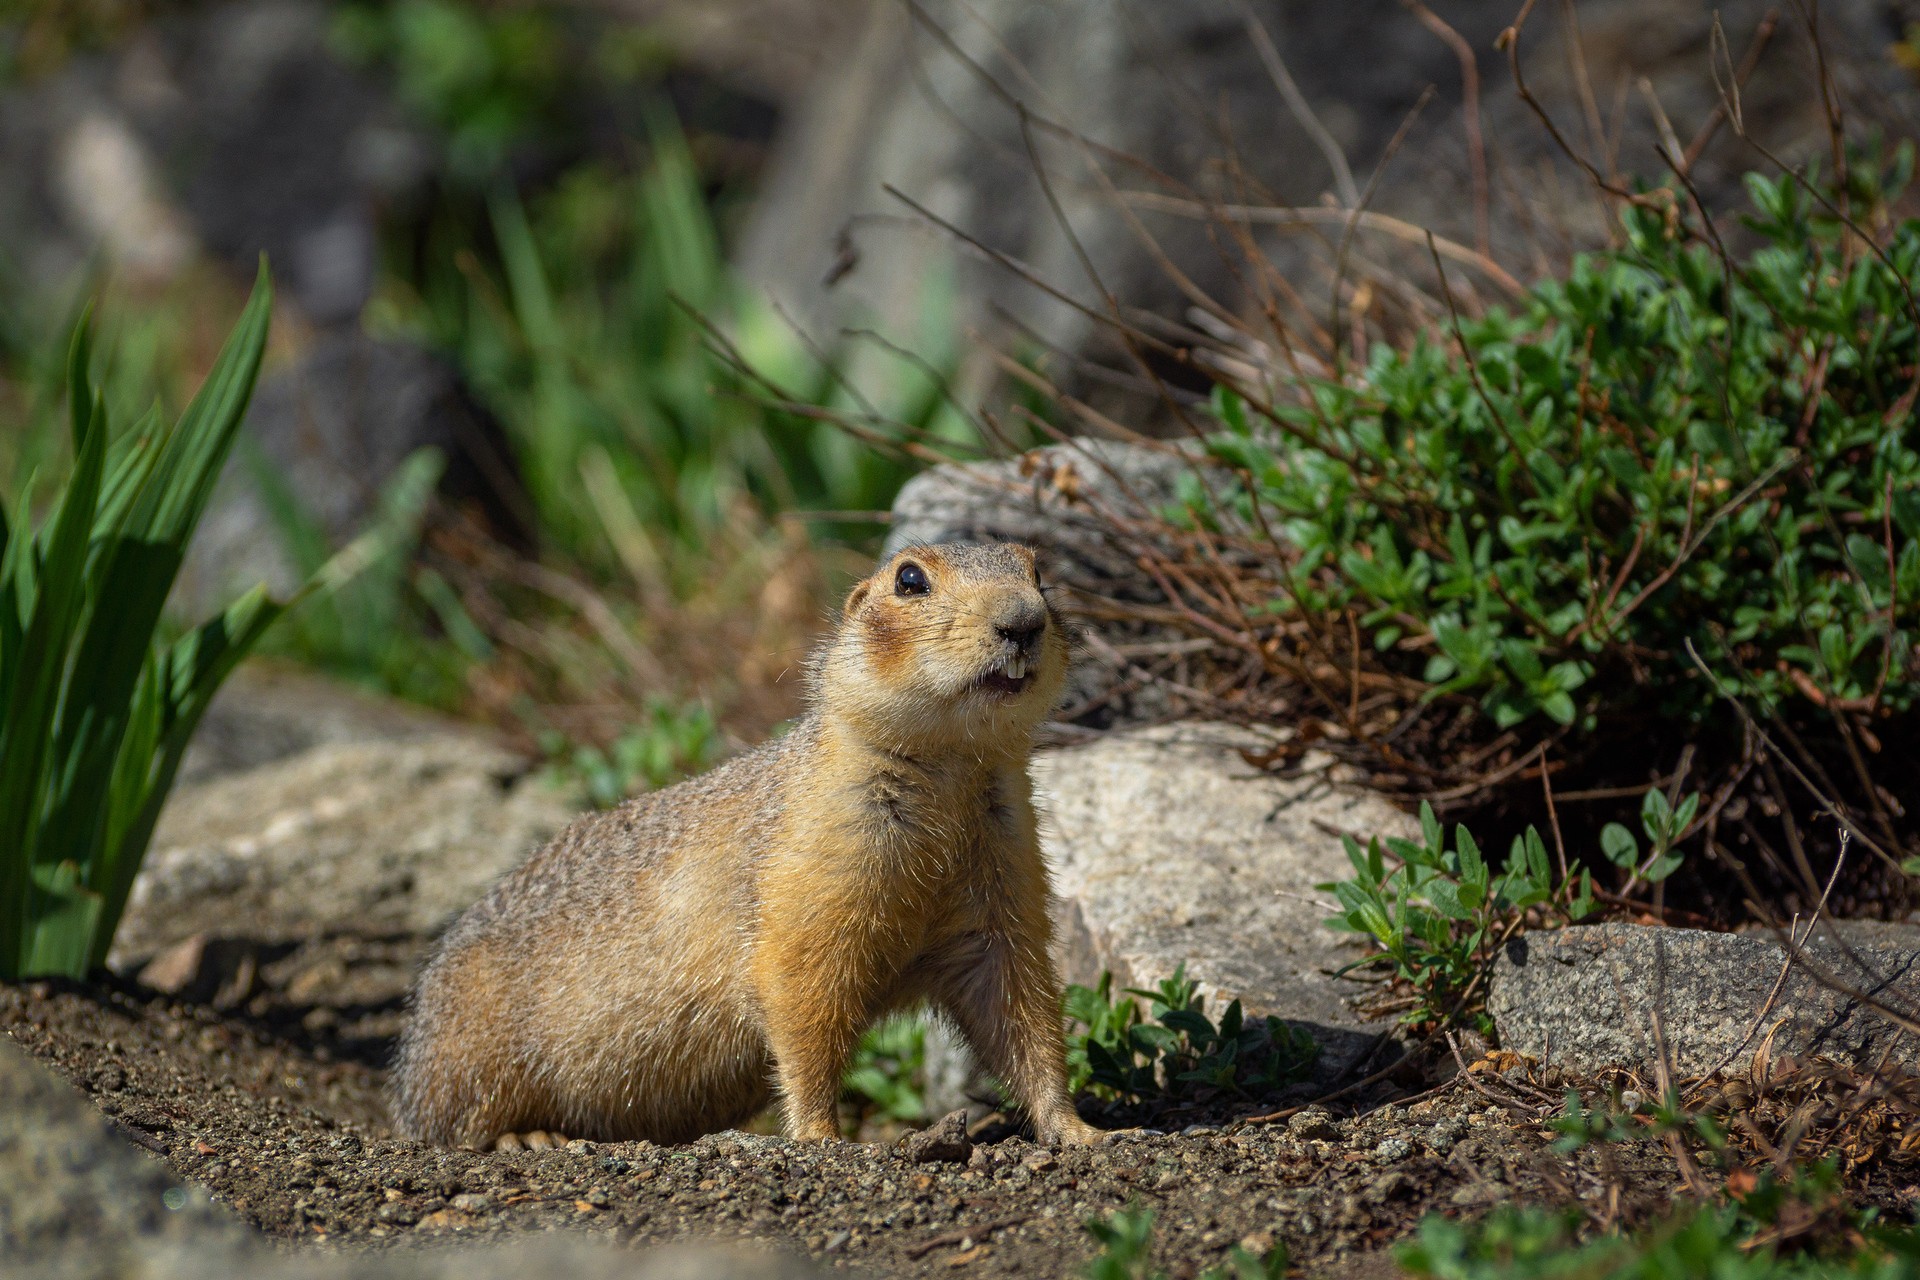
left=840, top=1014, right=930, bottom=1128
left=1398, top=1191, right=1920, bottom=1279
left=539, top=697, right=723, bottom=808
left=330, top=0, right=671, bottom=185
left=1200, top=159, right=1920, bottom=733
left=1082, top=1206, right=1287, bottom=1280
left=0, top=266, right=281, bottom=979
left=1064, top=966, right=1318, bottom=1105
left=1547, top=1086, right=1728, bottom=1157
left=1322, top=789, right=1693, bottom=1031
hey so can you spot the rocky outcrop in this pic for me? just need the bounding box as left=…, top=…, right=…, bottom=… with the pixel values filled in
left=1036, top=722, right=1415, bottom=1079
left=1489, top=921, right=1920, bottom=1078
left=177, top=662, right=470, bottom=787
left=0, top=0, right=431, bottom=322
left=884, top=439, right=1214, bottom=594
left=113, top=731, right=578, bottom=968
left=0, top=1037, right=250, bottom=1278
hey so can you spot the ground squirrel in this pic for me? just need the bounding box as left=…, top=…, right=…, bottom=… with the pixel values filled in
left=391, top=541, right=1099, bottom=1150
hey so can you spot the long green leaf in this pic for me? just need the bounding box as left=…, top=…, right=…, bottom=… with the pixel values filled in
left=0, top=390, right=106, bottom=976
left=23, top=859, right=102, bottom=979
left=87, top=585, right=286, bottom=967
left=94, top=404, right=168, bottom=542
left=33, top=264, right=272, bottom=889
left=66, top=303, right=94, bottom=454
left=121, top=259, right=273, bottom=543
left=100, top=657, right=164, bottom=897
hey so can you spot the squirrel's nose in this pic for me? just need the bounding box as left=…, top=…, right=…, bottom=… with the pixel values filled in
left=997, top=609, right=1046, bottom=652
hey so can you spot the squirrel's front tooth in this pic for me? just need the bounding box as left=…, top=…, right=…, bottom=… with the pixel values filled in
left=1004, top=654, right=1027, bottom=680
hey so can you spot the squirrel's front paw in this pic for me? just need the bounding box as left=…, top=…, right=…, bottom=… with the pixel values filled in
left=489, top=1130, right=569, bottom=1152
left=1042, top=1115, right=1105, bottom=1146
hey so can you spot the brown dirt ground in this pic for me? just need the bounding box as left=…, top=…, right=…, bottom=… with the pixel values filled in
left=0, top=935, right=1733, bottom=1280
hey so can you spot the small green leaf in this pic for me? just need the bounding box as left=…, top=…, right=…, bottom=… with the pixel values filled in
left=1600, top=823, right=1639, bottom=868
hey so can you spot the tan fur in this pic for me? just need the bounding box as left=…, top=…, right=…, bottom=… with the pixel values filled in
left=390, top=542, right=1098, bottom=1149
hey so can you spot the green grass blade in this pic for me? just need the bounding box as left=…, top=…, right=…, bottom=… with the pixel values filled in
left=66, top=303, right=95, bottom=454
left=0, top=474, right=34, bottom=660
left=87, top=585, right=286, bottom=967
left=94, top=404, right=168, bottom=541
left=120, top=259, right=272, bottom=543
left=23, top=859, right=102, bottom=980
left=0, top=391, right=106, bottom=977
left=491, top=191, right=561, bottom=355
left=100, top=657, right=164, bottom=891
left=638, top=109, right=722, bottom=309
left=34, top=265, right=273, bottom=885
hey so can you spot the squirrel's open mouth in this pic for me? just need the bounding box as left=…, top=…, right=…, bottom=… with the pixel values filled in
left=975, top=652, right=1034, bottom=698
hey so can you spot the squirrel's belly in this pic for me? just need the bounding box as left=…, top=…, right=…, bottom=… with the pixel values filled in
left=530, top=970, right=773, bottom=1142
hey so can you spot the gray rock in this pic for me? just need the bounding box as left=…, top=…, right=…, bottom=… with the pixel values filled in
left=175, top=331, right=525, bottom=620
left=169, top=1, right=424, bottom=324
left=1035, top=721, right=1415, bottom=1079
left=178, top=662, right=473, bottom=786
left=1285, top=1110, right=1338, bottom=1142
left=885, top=440, right=1217, bottom=597
left=0, top=1035, right=253, bottom=1278
left=1489, top=921, right=1920, bottom=1078
left=111, top=734, right=579, bottom=967
left=902, top=1109, right=974, bottom=1164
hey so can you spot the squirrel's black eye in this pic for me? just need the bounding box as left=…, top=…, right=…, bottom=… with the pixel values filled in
left=895, top=562, right=931, bottom=596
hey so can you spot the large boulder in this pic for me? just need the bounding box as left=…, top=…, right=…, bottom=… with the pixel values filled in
left=885, top=439, right=1216, bottom=596
left=0, top=1037, right=251, bottom=1279
left=1489, top=921, right=1920, bottom=1078
left=741, top=0, right=1918, bottom=398
left=112, top=732, right=579, bottom=968
left=177, top=662, right=472, bottom=787
left=1036, top=721, right=1416, bottom=1079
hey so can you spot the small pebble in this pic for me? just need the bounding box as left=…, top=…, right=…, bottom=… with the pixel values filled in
left=1374, top=1137, right=1412, bottom=1163
left=449, top=1193, right=492, bottom=1213
left=1286, top=1111, right=1339, bottom=1143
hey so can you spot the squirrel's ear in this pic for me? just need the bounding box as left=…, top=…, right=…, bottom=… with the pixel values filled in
left=842, top=580, right=872, bottom=618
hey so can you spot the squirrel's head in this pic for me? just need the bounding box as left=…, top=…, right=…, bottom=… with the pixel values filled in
left=817, top=542, right=1069, bottom=750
